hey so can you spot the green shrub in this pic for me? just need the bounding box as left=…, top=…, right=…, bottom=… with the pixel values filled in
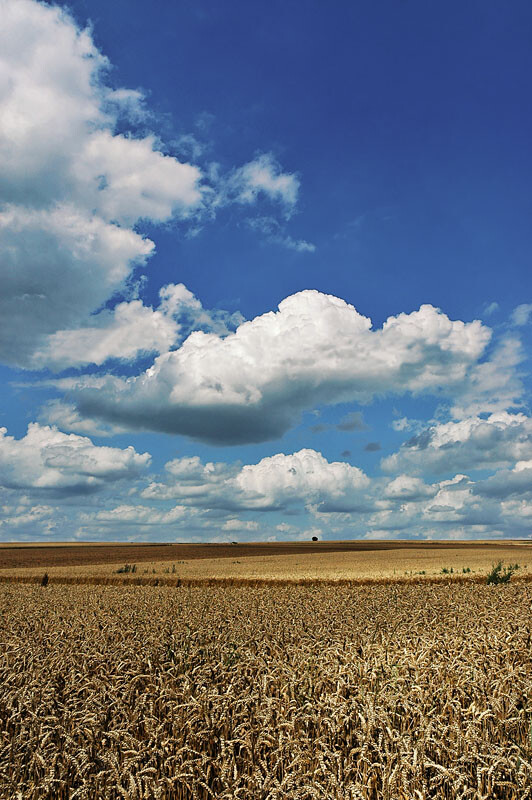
left=486, top=561, right=520, bottom=585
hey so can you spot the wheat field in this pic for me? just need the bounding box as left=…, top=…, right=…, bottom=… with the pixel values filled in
left=1, top=581, right=531, bottom=799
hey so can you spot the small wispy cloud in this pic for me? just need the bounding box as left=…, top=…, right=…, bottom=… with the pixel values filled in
left=364, top=442, right=381, bottom=452
left=483, top=301, right=499, bottom=317
left=392, top=416, right=411, bottom=432
left=511, top=303, right=532, bottom=326
left=247, top=216, right=316, bottom=252
left=228, top=153, right=300, bottom=213
left=336, top=411, right=367, bottom=432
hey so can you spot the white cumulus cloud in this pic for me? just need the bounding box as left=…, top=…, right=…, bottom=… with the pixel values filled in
left=31, top=283, right=242, bottom=371
left=0, top=204, right=154, bottom=366
left=144, top=448, right=369, bottom=513
left=382, top=411, right=532, bottom=476
left=0, top=423, right=150, bottom=495
left=0, top=0, right=215, bottom=368
left=32, top=299, right=179, bottom=371
left=222, top=519, right=259, bottom=532
left=84, top=504, right=190, bottom=525
left=64, top=290, right=491, bottom=444
left=234, top=449, right=370, bottom=511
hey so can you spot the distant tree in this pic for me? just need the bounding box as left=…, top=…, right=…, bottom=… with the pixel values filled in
left=312, top=536, right=318, bottom=542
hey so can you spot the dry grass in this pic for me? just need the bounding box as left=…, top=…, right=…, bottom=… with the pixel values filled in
left=1, top=543, right=531, bottom=584
left=1, top=582, right=531, bottom=799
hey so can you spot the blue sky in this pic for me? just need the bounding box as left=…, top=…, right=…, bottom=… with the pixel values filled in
left=0, top=0, right=531, bottom=541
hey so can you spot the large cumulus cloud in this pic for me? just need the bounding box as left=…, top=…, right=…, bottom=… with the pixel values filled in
left=0, top=0, right=296, bottom=370
left=64, top=290, right=490, bottom=444
left=0, top=0, right=204, bottom=367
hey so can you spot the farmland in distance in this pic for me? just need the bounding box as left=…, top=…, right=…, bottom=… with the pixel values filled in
left=1, top=539, right=531, bottom=585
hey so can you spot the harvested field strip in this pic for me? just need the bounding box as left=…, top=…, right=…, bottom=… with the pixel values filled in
left=1, top=570, right=532, bottom=588
left=1, top=582, right=531, bottom=799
